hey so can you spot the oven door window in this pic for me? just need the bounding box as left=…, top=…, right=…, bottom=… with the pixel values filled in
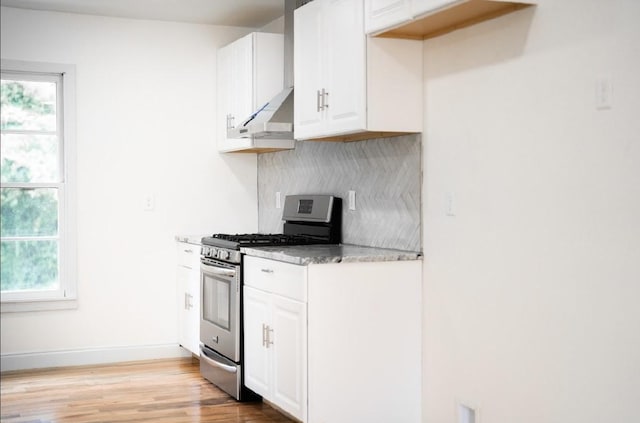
left=202, top=273, right=230, bottom=330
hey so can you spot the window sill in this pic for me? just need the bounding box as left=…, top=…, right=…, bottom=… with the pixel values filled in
left=1, top=298, right=78, bottom=313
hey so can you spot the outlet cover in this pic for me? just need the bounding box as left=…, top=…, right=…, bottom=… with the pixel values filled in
left=348, top=190, right=356, bottom=211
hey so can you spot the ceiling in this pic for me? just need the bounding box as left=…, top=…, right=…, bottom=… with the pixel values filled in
left=0, top=0, right=285, bottom=28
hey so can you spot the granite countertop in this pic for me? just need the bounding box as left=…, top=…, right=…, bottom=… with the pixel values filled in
left=240, top=244, right=422, bottom=266
left=174, top=234, right=207, bottom=245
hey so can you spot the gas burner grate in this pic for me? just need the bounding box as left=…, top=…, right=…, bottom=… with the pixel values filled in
left=206, top=233, right=325, bottom=247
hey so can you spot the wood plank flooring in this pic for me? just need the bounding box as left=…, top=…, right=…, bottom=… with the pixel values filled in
left=0, top=357, right=295, bottom=423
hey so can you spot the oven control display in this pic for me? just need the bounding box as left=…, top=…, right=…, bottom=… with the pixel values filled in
left=297, top=199, right=313, bottom=214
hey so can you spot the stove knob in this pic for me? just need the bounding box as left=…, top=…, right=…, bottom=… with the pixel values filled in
left=218, top=250, right=229, bottom=260
left=202, top=246, right=209, bottom=257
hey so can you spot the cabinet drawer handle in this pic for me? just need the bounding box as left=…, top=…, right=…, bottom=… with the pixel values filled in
left=260, top=268, right=274, bottom=274
left=266, top=326, right=274, bottom=349
left=317, top=89, right=322, bottom=112
left=262, top=324, right=267, bottom=347
left=183, top=249, right=193, bottom=253
left=262, top=324, right=274, bottom=349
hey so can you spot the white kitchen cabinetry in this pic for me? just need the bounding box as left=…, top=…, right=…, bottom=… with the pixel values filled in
left=243, top=255, right=422, bottom=423
left=294, top=0, right=422, bottom=142
left=176, top=241, right=200, bottom=356
left=364, top=0, right=413, bottom=34
left=217, top=32, right=294, bottom=153
left=366, top=0, right=535, bottom=39
left=244, top=257, right=307, bottom=421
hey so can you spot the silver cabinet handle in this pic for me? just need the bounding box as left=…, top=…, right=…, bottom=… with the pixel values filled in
left=262, top=323, right=274, bottom=348
left=260, top=268, right=274, bottom=274
left=317, top=89, right=322, bottom=112
left=262, top=323, right=267, bottom=347
left=226, top=114, right=236, bottom=129
left=183, top=248, right=193, bottom=254
left=184, top=292, right=188, bottom=310
left=266, top=326, right=274, bottom=349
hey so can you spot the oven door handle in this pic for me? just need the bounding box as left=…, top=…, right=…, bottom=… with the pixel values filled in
left=201, top=263, right=236, bottom=278
left=199, top=345, right=238, bottom=373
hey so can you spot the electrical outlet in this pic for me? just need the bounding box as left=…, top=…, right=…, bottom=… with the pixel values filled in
left=348, top=190, right=356, bottom=211
left=445, top=191, right=455, bottom=216
left=595, top=76, right=613, bottom=110
left=276, top=191, right=282, bottom=209
left=458, top=403, right=477, bottom=423
left=143, top=194, right=155, bottom=211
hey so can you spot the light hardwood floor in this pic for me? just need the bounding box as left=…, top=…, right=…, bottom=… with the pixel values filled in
left=0, top=357, right=295, bottom=423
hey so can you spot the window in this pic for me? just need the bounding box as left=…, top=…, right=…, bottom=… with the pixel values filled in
left=1, top=59, right=77, bottom=312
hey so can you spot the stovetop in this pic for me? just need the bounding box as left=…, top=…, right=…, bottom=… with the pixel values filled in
left=201, top=233, right=328, bottom=250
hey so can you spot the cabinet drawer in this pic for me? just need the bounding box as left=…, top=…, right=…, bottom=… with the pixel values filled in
left=177, top=242, right=200, bottom=269
left=244, top=256, right=307, bottom=302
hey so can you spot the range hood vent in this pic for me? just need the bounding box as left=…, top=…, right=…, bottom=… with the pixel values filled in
left=227, top=0, right=296, bottom=141
left=227, top=87, right=293, bottom=140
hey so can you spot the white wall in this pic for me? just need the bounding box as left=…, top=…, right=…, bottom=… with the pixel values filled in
left=0, top=7, right=258, bottom=367
left=422, top=1, right=640, bottom=422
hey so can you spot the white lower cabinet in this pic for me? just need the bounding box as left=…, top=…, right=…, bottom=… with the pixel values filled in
left=244, top=258, right=307, bottom=421
left=176, top=241, right=201, bottom=356
left=244, top=255, right=422, bottom=423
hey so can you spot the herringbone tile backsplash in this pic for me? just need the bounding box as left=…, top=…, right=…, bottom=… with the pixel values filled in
left=257, top=134, right=422, bottom=252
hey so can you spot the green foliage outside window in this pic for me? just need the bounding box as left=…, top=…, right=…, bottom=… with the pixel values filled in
left=1, top=78, right=60, bottom=293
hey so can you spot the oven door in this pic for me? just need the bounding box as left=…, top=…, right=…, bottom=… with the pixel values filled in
left=200, top=258, right=240, bottom=362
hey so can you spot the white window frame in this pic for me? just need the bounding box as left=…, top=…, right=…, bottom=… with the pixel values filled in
left=1, top=59, right=77, bottom=312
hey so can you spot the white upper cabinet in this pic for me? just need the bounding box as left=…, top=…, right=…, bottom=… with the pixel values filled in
left=294, top=0, right=422, bottom=142
left=293, top=0, right=325, bottom=139
left=411, top=0, right=460, bottom=17
left=217, top=32, right=295, bottom=153
left=365, top=0, right=536, bottom=39
left=364, top=0, right=412, bottom=35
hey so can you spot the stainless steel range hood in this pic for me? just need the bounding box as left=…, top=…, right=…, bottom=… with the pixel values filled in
left=227, top=0, right=295, bottom=141
left=227, top=86, right=293, bottom=140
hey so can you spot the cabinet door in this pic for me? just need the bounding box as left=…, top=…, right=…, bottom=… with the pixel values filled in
left=176, top=265, right=191, bottom=352
left=271, top=294, right=307, bottom=421
left=217, top=34, right=254, bottom=152
left=294, top=0, right=325, bottom=140
left=217, top=43, right=234, bottom=150
left=411, top=0, right=460, bottom=17
left=176, top=242, right=201, bottom=356
left=185, top=260, right=201, bottom=355
left=364, top=0, right=412, bottom=34
left=324, top=0, right=367, bottom=136
left=243, top=286, right=272, bottom=398
left=232, top=33, right=254, bottom=127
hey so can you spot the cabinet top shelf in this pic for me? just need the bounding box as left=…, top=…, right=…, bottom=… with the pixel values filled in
left=373, top=0, right=534, bottom=40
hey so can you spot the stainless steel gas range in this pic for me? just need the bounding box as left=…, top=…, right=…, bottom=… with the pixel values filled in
left=199, top=194, right=341, bottom=400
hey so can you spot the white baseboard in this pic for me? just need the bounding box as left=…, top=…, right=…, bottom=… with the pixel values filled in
left=0, top=343, right=191, bottom=372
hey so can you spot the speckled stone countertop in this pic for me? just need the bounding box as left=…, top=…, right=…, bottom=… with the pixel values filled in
left=174, top=234, right=207, bottom=245
left=240, top=244, right=422, bottom=266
